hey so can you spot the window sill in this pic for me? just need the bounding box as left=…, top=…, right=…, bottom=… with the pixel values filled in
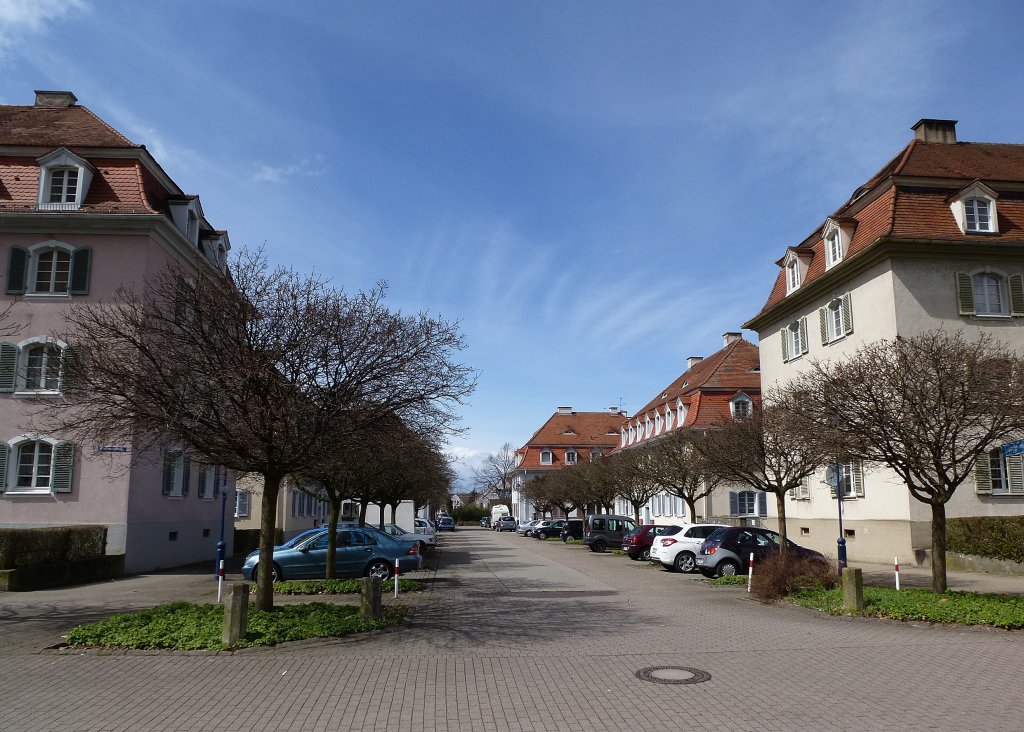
left=13, top=390, right=63, bottom=398
left=3, top=489, right=53, bottom=497
left=165, top=494, right=185, bottom=500
left=973, top=313, right=1012, bottom=320
left=36, top=202, right=82, bottom=212
left=24, top=293, right=72, bottom=302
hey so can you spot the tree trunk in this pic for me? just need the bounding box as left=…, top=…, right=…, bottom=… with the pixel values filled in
left=390, top=503, right=398, bottom=524
left=632, top=504, right=642, bottom=525
left=931, top=501, right=948, bottom=594
left=255, top=473, right=283, bottom=612
left=378, top=503, right=386, bottom=530
left=326, top=500, right=341, bottom=579
left=774, top=491, right=788, bottom=563
left=358, top=499, right=369, bottom=528
left=683, top=495, right=697, bottom=521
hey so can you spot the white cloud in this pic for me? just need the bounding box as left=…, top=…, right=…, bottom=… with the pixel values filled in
left=0, top=0, right=87, bottom=55
left=253, top=156, right=325, bottom=184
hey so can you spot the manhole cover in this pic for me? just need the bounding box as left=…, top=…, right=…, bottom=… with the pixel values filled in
left=634, top=666, right=711, bottom=685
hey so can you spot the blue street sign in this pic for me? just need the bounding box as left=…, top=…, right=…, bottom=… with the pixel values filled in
left=1001, top=440, right=1024, bottom=457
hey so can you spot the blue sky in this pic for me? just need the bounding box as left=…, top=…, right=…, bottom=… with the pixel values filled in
left=5, top=1, right=1024, bottom=485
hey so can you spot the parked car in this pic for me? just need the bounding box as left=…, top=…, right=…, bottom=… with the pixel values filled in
left=414, top=518, right=436, bottom=536
left=560, top=519, right=584, bottom=542
left=241, top=527, right=421, bottom=583
left=532, top=519, right=567, bottom=539
left=494, top=515, right=517, bottom=532
left=650, top=523, right=729, bottom=572
left=695, top=526, right=827, bottom=578
left=583, top=514, right=636, bottom=553
left=438, top=517, right=457, bottom=532
left=620, top=524, right=675, bottom=561
left=516, top=519, right=543, bottom=536
left=480, top=517, right=491, bottom=528
left=380, top=523, right=436, bottom=552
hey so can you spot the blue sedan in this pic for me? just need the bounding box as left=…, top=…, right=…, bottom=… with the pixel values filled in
left=241, top=527, right=421, bottom=582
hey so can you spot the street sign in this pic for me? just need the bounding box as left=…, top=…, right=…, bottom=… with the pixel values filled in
left=823, top=466, right=840, bottom=487
left=98, top=446, right=129, bottom=453
left=1001, top=440, right=1024, bottom=457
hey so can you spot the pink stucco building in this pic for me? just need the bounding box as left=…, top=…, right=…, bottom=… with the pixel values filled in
left=0, top=91, right=234, bottom=573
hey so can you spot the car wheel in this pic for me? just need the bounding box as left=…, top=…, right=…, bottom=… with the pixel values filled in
left=717, top=559, right=740, bottom=577
left=640, top=548, right=651, bottom=561
left=366, top=559, right=393, bottom=581
left=592, top=540, right=607, bottom=553
left=561, top=536, right=568, bottom=543
left=674, top=551, right=696, bottom=573
left=418, top=541, right=427, bottom=553
left=252, top=563, right=281, bottom=583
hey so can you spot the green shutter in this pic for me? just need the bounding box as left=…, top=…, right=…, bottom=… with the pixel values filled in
left=213, top=466, right=221, bottom=498
left=974, top=456, right=992, bottom=495
left=819, top=308, right=828, bottom=345
left=69, top=248, right=91, bottom=295
left=1009, top=274, right=1024, bottom=317
left=181, top=456, right=190, bottom=497
left=842, top=294, right=854, bottom=335
left=781, top=327, right=790, bottom=361
left=1007, top=455, right=1024, bottom=495
left=852, top=461, right=864, bottom=498
left=0, top=342, right=18, bottom=392
left=956, top=272, right=976, bottom=316
left=162, top=452, right=175, bottom=495
left=6, top=247, right=27, bottom=294
left=60, top=345, right=82, bottom=393
left=52, top=442, right=74, bottom=493
left=0, top=442, right=8, bottom=492
left=799, top=317, right=809, bottom=355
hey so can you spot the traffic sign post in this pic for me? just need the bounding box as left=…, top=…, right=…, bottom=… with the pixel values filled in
left=825, top=465, right=847, bottom=574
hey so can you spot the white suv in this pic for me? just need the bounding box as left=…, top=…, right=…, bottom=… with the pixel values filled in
left=650, top=523, right=728, bottom=573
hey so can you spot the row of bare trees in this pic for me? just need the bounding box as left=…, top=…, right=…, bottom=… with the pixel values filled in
left=41, top=250, right=475, bottom=610
left=506, top=331, right=1024, bottom=594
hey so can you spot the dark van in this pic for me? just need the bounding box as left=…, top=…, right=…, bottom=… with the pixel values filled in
left=583, top=514, right=636, bottom=553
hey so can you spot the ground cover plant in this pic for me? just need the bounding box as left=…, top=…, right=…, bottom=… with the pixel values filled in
left=789, top=587, right=1024, bottom=629
left=273, top=578, right=424, bottom=595
left=709, top=575, right=747, bottom=586
left=65, top=601, right=406, bottom=650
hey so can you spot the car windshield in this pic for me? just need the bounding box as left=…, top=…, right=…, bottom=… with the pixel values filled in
left=705, top=528, right=728, bottom=543
left=661, top=525, right=683, bottom=536
left=280, top=529, right=320, bottom=549
left=385, top=525, right=407, bottom=536
left=623, top=528, right=641, bottom=540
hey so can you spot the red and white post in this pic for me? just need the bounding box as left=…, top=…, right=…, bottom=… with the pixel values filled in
left=394, top=558, right=400, bottom=598
left=894, top=555, right=900, bottom=591
left=217, top=559, right=225, bottom=602
left=747, top=552, right=754, bottom=593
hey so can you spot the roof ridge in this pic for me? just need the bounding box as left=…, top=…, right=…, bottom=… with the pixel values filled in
left=78, top=104, right=137, bottom=148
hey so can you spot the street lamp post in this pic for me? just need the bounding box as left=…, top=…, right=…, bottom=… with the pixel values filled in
left=825, top=464, right=847, bottom=575
left=215, top=484, right=229, bottom=578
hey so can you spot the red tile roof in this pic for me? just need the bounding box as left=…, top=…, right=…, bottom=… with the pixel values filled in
left=747, top=136, right=1024, bottom=325
left=516, top=410, right=625, bottom=471
left=0, top=105, right=137, bottom=148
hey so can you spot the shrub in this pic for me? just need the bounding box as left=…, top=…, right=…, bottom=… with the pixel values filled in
left=751, top=553, right=837, bottom=602
left=273, top=578, right=424, bottom=594
left=0, top=526, right=107, bottom=569
left=947, top=516, right=1024, bottom=564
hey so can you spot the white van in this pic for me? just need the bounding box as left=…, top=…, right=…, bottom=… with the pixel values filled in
left=490, top=505, right=510, bottom=527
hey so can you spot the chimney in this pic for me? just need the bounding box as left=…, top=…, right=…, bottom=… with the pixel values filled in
left=557, top=406, right=573, bottom=415
left=723, top=331, right=742, bottom=346
left=912, top=119, right=957, bottom=144
left=687, top=356, right=703, bottom=369
left=34, top=90, right=78, bottom=108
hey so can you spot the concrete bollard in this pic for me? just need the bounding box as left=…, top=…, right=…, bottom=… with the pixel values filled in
left=842, top=567, right=864, bottom=613
left=361, top=576, right=383, bottom=621
left=222, top=583, right=249, bottom=646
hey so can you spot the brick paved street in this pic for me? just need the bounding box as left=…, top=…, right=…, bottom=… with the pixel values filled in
left=2, top=528, right=1023, bottom=731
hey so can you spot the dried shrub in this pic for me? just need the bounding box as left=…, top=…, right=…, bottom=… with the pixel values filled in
left=751, top=553, right=837, bottom=603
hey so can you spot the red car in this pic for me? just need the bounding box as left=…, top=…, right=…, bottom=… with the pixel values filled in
left=621, top=524, right=675, bottom=561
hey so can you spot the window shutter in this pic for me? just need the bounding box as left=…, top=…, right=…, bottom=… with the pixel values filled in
left=781, top=329, right=790, bottom=362
left=1009, top=274, right=1024, bottom=317
left=797, top=476, right=810, bottom=500
left=59, top=345, right=82, bottom=392
left=956, top=272, right=976, bottom=316
left=757, top=492, right=767, bottom=517
left=799, top=318, right=809, bottom=354
left=236, top=490, right=250, bottom=518
left=0, top=342, right=18, bottom=392
left=213, top=466, right=222, bottom=498
left=819, top=308, right=829, bottom=345
left=728, top=491, right=738, bottom=516
left=0, top=442, right=7, bottom=492
left=1007, top=455, right=1024, bottom=495
left=842, top=294, right=854, bottom=335
left=181, top=456, right=191, bottom=496
left=52, top=442, right=75, bottom=493
left=162, top=452, right=175, bottom=495
left=69, top=248, right=92, bottom=295
left=6, top=247, right=28, bottom=294
left=974, top=457, right=992, bottom=494
left=852, top=461, right=865, bottom=498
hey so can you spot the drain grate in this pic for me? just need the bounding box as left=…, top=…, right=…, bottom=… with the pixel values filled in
left=634, top=666, right=711, bottom=685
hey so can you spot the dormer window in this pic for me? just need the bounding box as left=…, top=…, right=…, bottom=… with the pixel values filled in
left=664, top=406, right=674, bottom=431
left=565, top=450, right=578, bottom=465
left=822, top=218, right=856, bottom=270
left=731, top=393, right=753, bottom=420
left=37, top=148, right=94, bottom=211
left=950, top=182, right=999, bottom=234
left=654, top=413, right=662, bottom=434
left=786, top=260, right=801, bottom=292
left=540, top=449, right=553, bottom=465
left=676, top=399, right=687, bottom=426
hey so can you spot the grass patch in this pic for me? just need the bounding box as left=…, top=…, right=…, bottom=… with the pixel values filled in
left=274, top=578, right=424, bottom=595
left=611, top=549, right=626, bottom=556
left=544, top=536, right=563, bottom=542
left=710, top=575, right=747, bottom=586
left=790, top=587, right=1024, bottom=629
left=65, top=601, right=406, bottom=650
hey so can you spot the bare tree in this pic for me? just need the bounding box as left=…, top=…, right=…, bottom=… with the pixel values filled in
left=46, top=251, right=474, bottom=610
left=780, top=329, right=1024, bottom=593
left=692, top=404, right=823, bottom=560
left=568, top=458, right=619, bottom=515
left=607, top=451, right=660, bottom=524
left=473, top=442, right=518, bottom=508
left=632, top=430, right=722, bottom=520
left=521, top=474, right=557, bottom=518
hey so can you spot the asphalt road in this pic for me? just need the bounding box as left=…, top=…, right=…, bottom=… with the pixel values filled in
left=2, top=528, right=1023, bottom=731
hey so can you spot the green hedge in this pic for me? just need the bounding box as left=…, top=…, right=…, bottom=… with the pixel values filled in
left=0, top=526, right=107, bottom=569
left=947, top=516, right=1024, bottom=564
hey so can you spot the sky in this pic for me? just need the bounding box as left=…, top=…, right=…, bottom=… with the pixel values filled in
left=5, top=0, right=1024, bottom=487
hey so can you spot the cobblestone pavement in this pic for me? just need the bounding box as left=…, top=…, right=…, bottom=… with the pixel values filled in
left=2, top=529, right=1023, bottom=731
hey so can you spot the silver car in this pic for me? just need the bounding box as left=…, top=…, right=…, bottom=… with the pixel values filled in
left=381, top=523, right=436, bottom=552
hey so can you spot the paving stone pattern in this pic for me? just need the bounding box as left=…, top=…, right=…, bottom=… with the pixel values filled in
left=1, top=529, right=1023, bottom=731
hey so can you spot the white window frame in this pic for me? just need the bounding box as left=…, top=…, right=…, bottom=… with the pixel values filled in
left=36, top=147, right=94, bottom=212
left=664, top=405, right=674, bottom=431
left=950, top=182, right=999, bottom=235
left=676, top=399, right=687, bottom=427
left=972, top=273, right=1006, bottom=316
left=786, top=259, right=801, bottom=293
left=820, top=294, right=853, bottom=344
left=235, top=489, right=250, bottom=518
left=654, top=413, right=662, bottom=434
left=965, top=198, right=993, bottom=233
left=565, top=450, right=578, bottom=465
left=163, top=450, right=187, bottom=499
left=13, top=337, right=69, bottom=395
left=540, top=449, right=553, bottom=465
left=199, top=465, right=217, bottom=500
left=28, top=241, right=74, bottom=296
left=730, top=393, right=753, bottom=420
left=8, top=436, right=58, bottom=495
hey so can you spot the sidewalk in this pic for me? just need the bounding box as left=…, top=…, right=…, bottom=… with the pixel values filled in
left=851, top=558, right=1024, bottom=595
